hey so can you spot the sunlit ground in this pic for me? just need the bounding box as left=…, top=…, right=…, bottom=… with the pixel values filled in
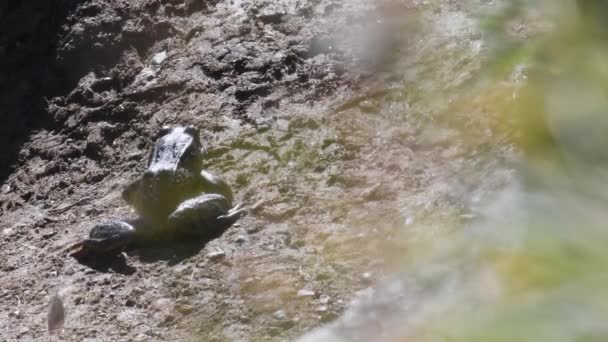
left=298, top=0, right=608, bottom=341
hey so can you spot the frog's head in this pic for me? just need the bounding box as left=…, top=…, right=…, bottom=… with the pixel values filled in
left=146, top=125, right=204, bottom=176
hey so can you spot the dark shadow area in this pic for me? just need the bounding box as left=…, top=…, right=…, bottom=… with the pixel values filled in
left=128, top=226, right=229, bottom=266
left=0, top=0, right=164, bottom=184
left=72, top=223, right=232, bottom=271
left=0, top=0, right=81, bottom=184
left=71, top=252, right=136, bottom=275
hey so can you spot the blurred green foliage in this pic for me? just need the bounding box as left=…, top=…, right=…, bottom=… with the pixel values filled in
left=437, top=1, right=608, bottom=340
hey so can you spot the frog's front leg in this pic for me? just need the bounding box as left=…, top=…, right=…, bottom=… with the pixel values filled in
left=200, top=170, right=234, bottom=205
left=168, top=193, right=245, bottom=236
left=69, top=220, right=137, bottom=257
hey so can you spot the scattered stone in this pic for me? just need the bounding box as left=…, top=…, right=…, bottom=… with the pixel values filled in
left=206, top=248, right=226, bottom=261
left=297, top=289, right=316, bottom=297
left=272, top=309, right=287, bottom=320
left=89, top=295, right=101, bottom=304
left=315, top=305, right=328, bottom=312
left=319, top=295, right=331, bottom=304
left=163, top=314, right=175, bottom=324
left=152, top=51, right=168, bottom=64
left=270, top=309, right=295, bottom=329
left=176, top=304, right=194, bottom=315
left=404, top=216, right=415, bottom=225
left=127, top=151, right=143, bottom=160
left=361, top=272, right=373, bottom=285
left=151, top=298, right=174, bottom=314
left=40, top=228, right=56, bottom=239
left=234, top=235, right=248, bottom=244
left=459, top=213, right=476, bottom=220
left=171, top=264, right=189, bottom=277
left=144, top=329, right=162, bottom=338
left=290, top=239, right=305, bottom=248
left=17, top=327, right=29, bottom=337
left=246, top=223, right=264, bottom=234
left=132, top=67, right=158, bottom=87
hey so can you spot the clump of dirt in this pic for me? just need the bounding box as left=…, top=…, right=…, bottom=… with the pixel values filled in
left=0, top=0, right=512, bottom=341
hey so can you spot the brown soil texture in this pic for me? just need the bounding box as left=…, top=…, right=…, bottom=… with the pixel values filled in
left=0, top=0, right=512, bottom=341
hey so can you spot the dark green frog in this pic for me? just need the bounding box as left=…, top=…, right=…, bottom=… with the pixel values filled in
left=70, top=126, right=243, bottom=256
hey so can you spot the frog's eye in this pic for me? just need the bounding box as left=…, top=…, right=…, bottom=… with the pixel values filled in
left=184, top=125, right=200, bottom=138
left=157, top=126, right=172, bottom=139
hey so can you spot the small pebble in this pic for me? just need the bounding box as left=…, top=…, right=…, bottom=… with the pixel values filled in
left=297, top=289, right=316, bottom=297
left=40, top=228, right=57, bottom=240
left=152, top=298, right=174, bottom=311
left=206, top=249, right=226, bottom=261
left=234, top=235, right=248, bottom=244
left=152, top=51, right=168, bottom=64
left=163, top=314, right=175, bottom=324
left=272, top=310, right=287, bottom=320
left=315, top=305, right=328, bottom=312
left=18, top=327, right=29, bottom=337
left=176, top=304, right=194, bottom=315
left=361, top=272, right=373, bottom=284
left=460, top=213, right=476, bottom=220
left=319, top=295, right=330, bottom=304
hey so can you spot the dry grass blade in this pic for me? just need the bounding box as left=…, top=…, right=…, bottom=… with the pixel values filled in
left=48, top=295, right=65, bottom=337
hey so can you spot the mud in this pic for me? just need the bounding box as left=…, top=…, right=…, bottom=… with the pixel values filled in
left=0, top=1, right=512, bottom=341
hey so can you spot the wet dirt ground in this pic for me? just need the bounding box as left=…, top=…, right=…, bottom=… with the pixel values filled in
left=0, top=1, right=516, bottom=341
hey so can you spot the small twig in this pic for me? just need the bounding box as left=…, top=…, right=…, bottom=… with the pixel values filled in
left=294, top=193, right=336, bottom=201
left=48, top=197, right=92, bottom=214
left=365, top=147, right=380, bottom=160
left=189, top=267, right=196, bottom=288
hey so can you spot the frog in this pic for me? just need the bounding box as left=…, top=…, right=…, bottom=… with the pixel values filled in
left=70, top=126, right=244, bottom=257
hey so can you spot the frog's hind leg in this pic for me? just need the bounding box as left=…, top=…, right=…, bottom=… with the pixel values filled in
left=69, top=220, right=136, bottom=257
left=168, top=195, right=244, bottom=236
